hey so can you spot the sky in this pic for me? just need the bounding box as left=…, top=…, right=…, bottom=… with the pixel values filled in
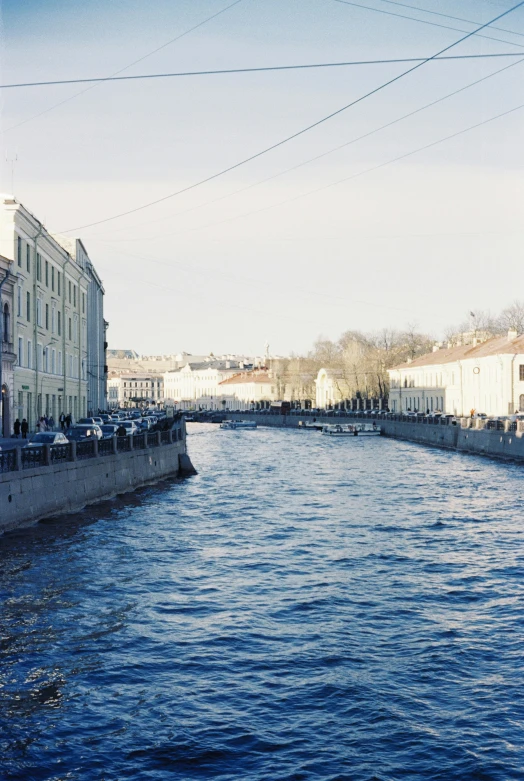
left=0, top=0, right=523, bottom=356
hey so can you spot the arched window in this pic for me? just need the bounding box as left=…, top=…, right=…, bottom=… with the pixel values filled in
left=2, top=303, right=10, bottom=341
left=519, top=394, right=524, bottom=412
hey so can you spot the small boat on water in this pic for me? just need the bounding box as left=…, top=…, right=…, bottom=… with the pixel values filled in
left=298, top=420, right=324, bottom=430
left=322, top=423, right=380, bottom=437
left=220, top=420, right=258, bottom=430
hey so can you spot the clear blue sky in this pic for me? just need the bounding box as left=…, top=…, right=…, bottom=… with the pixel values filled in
left=1, top=0, right=524, bottom=355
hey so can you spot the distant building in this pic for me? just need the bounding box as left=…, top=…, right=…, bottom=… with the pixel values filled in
left=108, top=375, right=164, bottom=408
left=218, top=369, right=276, bottom=410
left=163, top=360, right=252, bottom=409
left=388, top=331, right=524, bottom=416
left=315, top=368, right=345, bottom=408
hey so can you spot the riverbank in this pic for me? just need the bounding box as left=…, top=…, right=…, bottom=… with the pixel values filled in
left=218, top=412, right=524, bottom=463
left=0, top=420, right=195, bottom=533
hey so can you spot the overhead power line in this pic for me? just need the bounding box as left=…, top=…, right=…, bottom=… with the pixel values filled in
left=3, top=52, right=524, bottom=89
left=103, top=96, right=524, bottom=245
left=62, top=0, right=524, bottom=234
left=96, top=55, right=524, bottom=242
left=330, top=0, right=524, bottom=48
left=374, top=0, right=524, bottom=38
left=1, top=0, right=244, bottom=135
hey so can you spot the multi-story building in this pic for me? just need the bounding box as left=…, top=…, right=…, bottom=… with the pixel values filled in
left=218, top=369, right=276, bottom=410
left=0, top=195, right=102, bottom=429
left=163, top=360, right=252, bottom=409
left=54, top=235, right=107, bottom=414
left=388, top=331, right=524, bottom=416
left=108, top=375, right=164, bottom=408
left=0, top=253, right=16, bottom=436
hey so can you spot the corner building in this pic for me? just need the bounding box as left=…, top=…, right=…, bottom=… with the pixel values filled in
left=0, top=195, right=101, bottom=429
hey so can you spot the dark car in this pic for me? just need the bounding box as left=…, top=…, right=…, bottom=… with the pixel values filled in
left=25, top=432, right=69, bottom=448
left=100, top=424, right=120, bottom=439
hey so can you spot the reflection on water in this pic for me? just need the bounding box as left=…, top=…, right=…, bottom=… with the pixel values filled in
left=1, top=424, right=523, bottom=780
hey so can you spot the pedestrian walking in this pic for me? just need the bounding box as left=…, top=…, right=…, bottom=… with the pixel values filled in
left=59, top=412, right=65, bottom=431
left=49, top=415, right=55, bottom=430
left=21, top=419, right=28, bottom=439
left=13, top=418, right=21, bottom=438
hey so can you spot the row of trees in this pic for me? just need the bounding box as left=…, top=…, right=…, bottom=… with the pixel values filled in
left=270, top=301, right=524, bottom=403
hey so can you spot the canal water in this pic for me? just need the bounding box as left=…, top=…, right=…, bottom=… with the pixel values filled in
left=0, top=424, right=523, bottom=781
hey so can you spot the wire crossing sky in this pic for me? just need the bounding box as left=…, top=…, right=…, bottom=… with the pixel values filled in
left=2, top=0, right=524, bottom=356
left=61, top=0, right=524, bottom=233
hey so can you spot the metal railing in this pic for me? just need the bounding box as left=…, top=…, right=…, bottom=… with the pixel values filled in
left=0, top=422, right=184, bottom=476
left=76, top=440, right=96, bottom=460
left=21, top=447, right=46, bottom=470
left=0, top=448, right=16, bottom=473
left=50, top=443, right=70, bottom=464
left=98, top=438, right=114, bottom=456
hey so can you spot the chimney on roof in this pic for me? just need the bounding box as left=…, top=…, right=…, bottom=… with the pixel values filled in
left=508, top=328, right=518, bottom=341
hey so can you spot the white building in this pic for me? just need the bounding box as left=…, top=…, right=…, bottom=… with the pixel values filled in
left=163, top=360, right=252, bottom=409
left=108, top=375, right=164, bottom=408
left=218, top=370, right=276, bottom=410
left=0, top=253, right=16, bottom=436
left=315, top=368, right=345, bottom=409
left=388, top=331, right=524, bottom=416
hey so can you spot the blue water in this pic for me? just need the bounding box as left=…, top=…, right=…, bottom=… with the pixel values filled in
left=1, top=424, right=523, bottom=781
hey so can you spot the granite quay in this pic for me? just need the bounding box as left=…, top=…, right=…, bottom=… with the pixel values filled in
left=212, top=410, right=524, bottom=463
left=0, top=417, right=196, bottom=533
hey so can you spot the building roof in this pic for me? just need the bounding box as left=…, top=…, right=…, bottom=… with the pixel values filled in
left=392, top=334, right=524, bottom=370
left=219, top=371, right=272, bottom=386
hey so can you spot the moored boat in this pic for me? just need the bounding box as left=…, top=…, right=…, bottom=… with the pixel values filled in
left=322, top=423, right=380, bottom=437
left=220, top=420, right=258, bottom=430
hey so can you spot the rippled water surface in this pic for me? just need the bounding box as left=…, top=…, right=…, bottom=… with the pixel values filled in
left=1, top=424, right=523, bottom=781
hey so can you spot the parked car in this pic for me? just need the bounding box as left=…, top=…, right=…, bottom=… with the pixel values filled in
left=67, top=424, right=103, bottom=441
left=25, top=432, right=69, bottom=448
left=119, top=421, right=139, bottom=437
left=100, top=424, right=120, bottom=439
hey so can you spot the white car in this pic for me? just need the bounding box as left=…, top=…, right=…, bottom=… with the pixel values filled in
left=120, top=421, right=139, bottom=437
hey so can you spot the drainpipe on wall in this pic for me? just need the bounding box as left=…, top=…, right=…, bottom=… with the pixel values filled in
left=0, top=271, right=11, bottom=435
left=33, top=226, right=43, bottom=428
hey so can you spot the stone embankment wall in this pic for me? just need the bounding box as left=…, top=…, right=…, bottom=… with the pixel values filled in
left=0, top=424, right=193, bottom=533
left=224, top=413, right=524, bottom=463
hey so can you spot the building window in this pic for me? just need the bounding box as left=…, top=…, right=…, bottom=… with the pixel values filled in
left=17, top=236, right=22, bottom=267
left=58, top=311, right=61, bottom=336
left=36, top=253, right=41, bottom=281
left=26, top=292, right=31, bottom=322
left=27, top=340, right=32, bottom=369
left=520, top=365, right=524, bottom=382
left=58, top=272, right=61, bottom=296
left=68, top=318, right=72, bottom=341
left=82, top=293, right=85, bottom=314
left=26, top=245, right=31, bottom=273
left=45, top=260, right=49, bottom=286
left=51, top=266, right=55, bottom=291
left=51, top=303, right=56, bottom=333
left=69, top=281, right=72, bottom=303
left=45, top=303, right=49, bottom=330
left=17, top=286, right=21, bottom=317
left=73, top=314, right=78, bottom=344
left=18, top=336, right=23, bottom=366
left=73, top=285, right=76, bottom=307
left=58, top=351, right=62, bottom=374
left=3, top=303, right=10, bottom=340
left=36, top=298, right=42, bottom=327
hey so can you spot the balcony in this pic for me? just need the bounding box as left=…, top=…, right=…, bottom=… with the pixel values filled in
left=1, top=340, right=16, bottom=362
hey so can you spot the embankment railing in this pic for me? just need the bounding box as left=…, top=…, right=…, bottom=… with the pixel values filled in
left=0, top=421, right=184, bottom=477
